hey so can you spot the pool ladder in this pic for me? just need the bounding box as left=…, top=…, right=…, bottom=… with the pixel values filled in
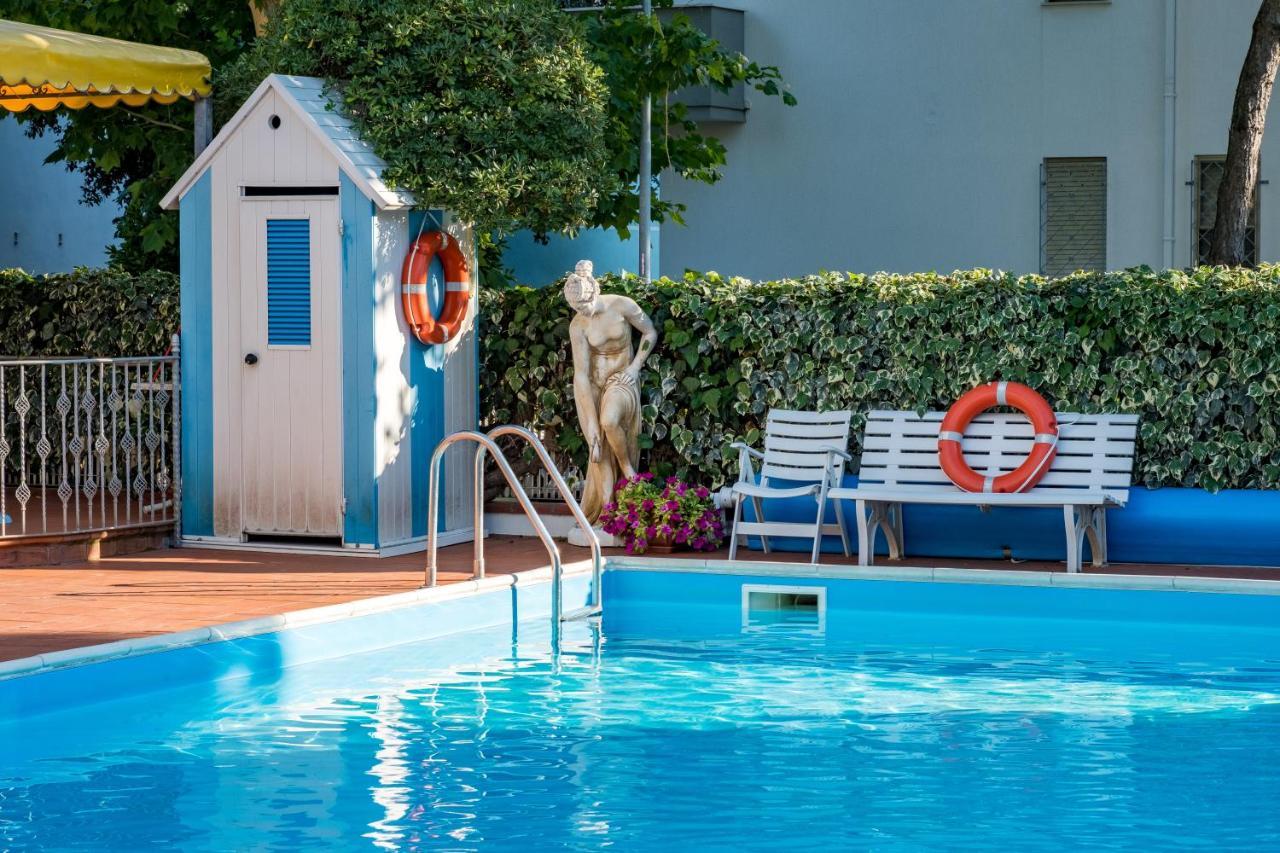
left=424, top=426, right=603, bottom=650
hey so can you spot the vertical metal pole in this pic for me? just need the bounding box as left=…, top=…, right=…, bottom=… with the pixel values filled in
left=638, top=0, right=653, bottom=281
left=193, top=97, right=214, bottom=157
left=472, top=444, right=487, bottom=579
left=427, top=449, right=442, bottom=587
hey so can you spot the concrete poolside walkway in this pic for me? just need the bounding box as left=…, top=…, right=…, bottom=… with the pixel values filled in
left=1, top=537, right=1276, bottom=663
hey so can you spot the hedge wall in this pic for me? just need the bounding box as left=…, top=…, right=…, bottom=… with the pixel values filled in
left=0, top=267, right=179, bottom=357
left=481, top=266, right=1280, bottom=492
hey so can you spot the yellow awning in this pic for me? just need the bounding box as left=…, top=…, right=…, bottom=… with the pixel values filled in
left=0, top=19, right=211, bottom=112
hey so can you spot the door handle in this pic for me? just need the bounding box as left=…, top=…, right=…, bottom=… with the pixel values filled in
left=244, top=352, right=259, bottom=365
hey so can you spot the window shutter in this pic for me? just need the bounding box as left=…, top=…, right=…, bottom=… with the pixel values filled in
left=1041, top=158, right=1107, bottom=277
left=266, top=218, right=312, bottom=346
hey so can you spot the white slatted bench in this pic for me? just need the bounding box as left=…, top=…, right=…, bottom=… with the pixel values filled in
left=828, top=410, right=1139, bottom=572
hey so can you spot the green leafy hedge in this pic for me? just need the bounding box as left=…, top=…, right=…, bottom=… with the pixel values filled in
left=0, top=267, right=179, bottom=357
left=481, top=266, right=1280, bottom=492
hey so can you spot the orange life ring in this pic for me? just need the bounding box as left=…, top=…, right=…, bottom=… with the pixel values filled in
left=937, top=381, right=1058, bottom=494
left=401, top=231, right=470, bottom=345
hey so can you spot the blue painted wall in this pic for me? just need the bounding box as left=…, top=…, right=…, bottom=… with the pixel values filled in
left=178, top=172, right=213, bottom=537
left=340, top=174, right=378, bottom=546
left=501, top=225, right=657, bottom=287
left=406, top=210, right=448, bottom=537
left=735, top=475, right=1280, bottom=569
left=0, top=121, right=118, bottom=273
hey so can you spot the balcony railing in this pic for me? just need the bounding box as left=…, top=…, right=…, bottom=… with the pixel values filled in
left=0, top=340, right=179, bottom=540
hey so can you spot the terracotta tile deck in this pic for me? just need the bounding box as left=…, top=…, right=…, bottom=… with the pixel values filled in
left=1, top=537, right=1276, bottom=664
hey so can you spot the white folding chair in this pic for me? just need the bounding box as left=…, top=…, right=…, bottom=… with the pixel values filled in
left=727, top=409, right=853, bottom=564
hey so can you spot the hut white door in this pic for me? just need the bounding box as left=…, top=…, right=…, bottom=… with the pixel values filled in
left=239, top=199, right=343, bottom=538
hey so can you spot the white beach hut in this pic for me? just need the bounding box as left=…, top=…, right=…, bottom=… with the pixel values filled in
left=161, top=74, right=478, bottom=554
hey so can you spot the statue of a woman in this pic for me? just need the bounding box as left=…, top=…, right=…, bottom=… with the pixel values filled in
left=564, top=260, right=658, bottom=524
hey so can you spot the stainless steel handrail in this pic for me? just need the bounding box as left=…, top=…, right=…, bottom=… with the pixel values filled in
left=426, top=428, right=596, bottom=652
left=481, top=425, right=601, bottom=616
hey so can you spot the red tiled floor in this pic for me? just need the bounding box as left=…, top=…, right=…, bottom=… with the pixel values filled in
left=1, top=536, right=1275, bottom=663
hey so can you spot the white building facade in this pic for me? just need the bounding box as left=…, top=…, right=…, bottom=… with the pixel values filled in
left=661, top=0, right=1277, bottom=280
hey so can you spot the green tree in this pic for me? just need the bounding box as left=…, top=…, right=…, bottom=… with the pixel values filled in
left=576, top=0, right=796, bottom=237
left=4, top=0, right=256, bottom=272
left=221, top=0, right=611, bottom=237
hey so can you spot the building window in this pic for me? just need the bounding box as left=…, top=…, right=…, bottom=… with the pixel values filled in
left=1194, top=156, right=1258, bottom=266
left=1041, top=157, right=1107, bottom=277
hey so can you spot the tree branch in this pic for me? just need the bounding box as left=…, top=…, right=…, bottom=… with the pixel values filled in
left=126, top=112, right=187, bottom=134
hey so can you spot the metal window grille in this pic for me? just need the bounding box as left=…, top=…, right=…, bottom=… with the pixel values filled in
left=1041, top=157, right=1107, bottom=277
left=1193, top=157, right=1258, bottom=266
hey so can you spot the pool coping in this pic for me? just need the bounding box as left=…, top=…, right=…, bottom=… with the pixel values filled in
left=610, top=557, right=1280, bottom=596
left=4, top=556, right=1278, bottom=683
left=0, top=560, right=594, bottom=683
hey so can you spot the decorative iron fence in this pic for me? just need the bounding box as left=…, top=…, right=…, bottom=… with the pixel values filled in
left=0, top=338, right=179, bottom=540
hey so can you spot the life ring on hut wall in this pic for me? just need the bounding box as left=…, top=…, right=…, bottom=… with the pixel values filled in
left=400, top=230, right=470, bottom=345
left=937, top=381, right=1059, bottom=494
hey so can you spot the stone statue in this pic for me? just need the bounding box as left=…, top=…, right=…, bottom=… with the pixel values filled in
left=564, top=260, right=658, bottom=526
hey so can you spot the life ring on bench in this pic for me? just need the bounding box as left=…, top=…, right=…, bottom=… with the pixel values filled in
left=401, top=230, right=470, bottom=345
left=938, top=381, right=1058, bottom=494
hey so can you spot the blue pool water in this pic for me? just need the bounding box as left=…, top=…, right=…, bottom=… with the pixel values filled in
left=2, top=572, right=1280, bottom=850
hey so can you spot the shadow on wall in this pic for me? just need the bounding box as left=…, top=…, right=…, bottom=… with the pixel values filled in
left=501, top=226, right=656, bottom=287
left=0, top=121, right=118, bottom=273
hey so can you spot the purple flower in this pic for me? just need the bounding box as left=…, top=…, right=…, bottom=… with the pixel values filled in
left=671, top=512, right=683, bottom=524
left=674, top=527, right=689, bottom=544
left=641, top=472, right=655, bottom=481
left=666, top=476, right=679, bottom=485
left=642, top=498, right=655, bottom=511
left=695, top=486, right=710, bottom=499
left=676, top=483, right=688, bottom=496
left=645, top=525, right=657, bottom=539
left=664, top=500, right=680, bottom=511
left=692, top=536, right=708, bottom=550
left=604, top=501, right=616, bottom=512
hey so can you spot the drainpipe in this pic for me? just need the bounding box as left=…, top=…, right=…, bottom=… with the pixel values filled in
left=1162, top=0, right=1178, bottom=269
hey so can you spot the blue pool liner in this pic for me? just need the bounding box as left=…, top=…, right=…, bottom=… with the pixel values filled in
left=735, top=476, right=1280, bottom=567
left=0, top=573, right=593, bottom=721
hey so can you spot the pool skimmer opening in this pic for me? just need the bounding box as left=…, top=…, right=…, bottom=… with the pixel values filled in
left=741, top=584, right=827, bottom=632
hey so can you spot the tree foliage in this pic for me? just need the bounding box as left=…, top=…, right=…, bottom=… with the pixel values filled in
left=4, top=0, right=793, bottom=270
left=0, top=267, right=179, bottom=357
left=576, top=0, right=796, bottom=237
left=483, top=266, right=1280, bottom=492
left=4, top=0, right=256, bottom=272
left=221, top=0, right=611, bottom=237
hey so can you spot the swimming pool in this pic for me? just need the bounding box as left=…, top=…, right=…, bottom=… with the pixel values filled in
left=3, top=565, right=1279, bottom=850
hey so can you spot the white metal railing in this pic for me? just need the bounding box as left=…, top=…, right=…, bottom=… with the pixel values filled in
left=425, top=426, right=602, bottom=653
left=509, top=460, right=584, bottom=503
left=0, top=337, right=180, bottom=540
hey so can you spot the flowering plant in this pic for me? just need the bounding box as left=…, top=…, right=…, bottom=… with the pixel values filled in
left=598, top=473, right=725, bottom=555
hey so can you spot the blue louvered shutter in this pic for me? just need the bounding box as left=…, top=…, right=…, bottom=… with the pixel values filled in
left=266, top=218, right=312, bottom=346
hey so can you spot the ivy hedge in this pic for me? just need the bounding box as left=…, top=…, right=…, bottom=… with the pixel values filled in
left=481, top=266, right=1280, bottom=492
left=0, top=267, right=179, bottom=357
